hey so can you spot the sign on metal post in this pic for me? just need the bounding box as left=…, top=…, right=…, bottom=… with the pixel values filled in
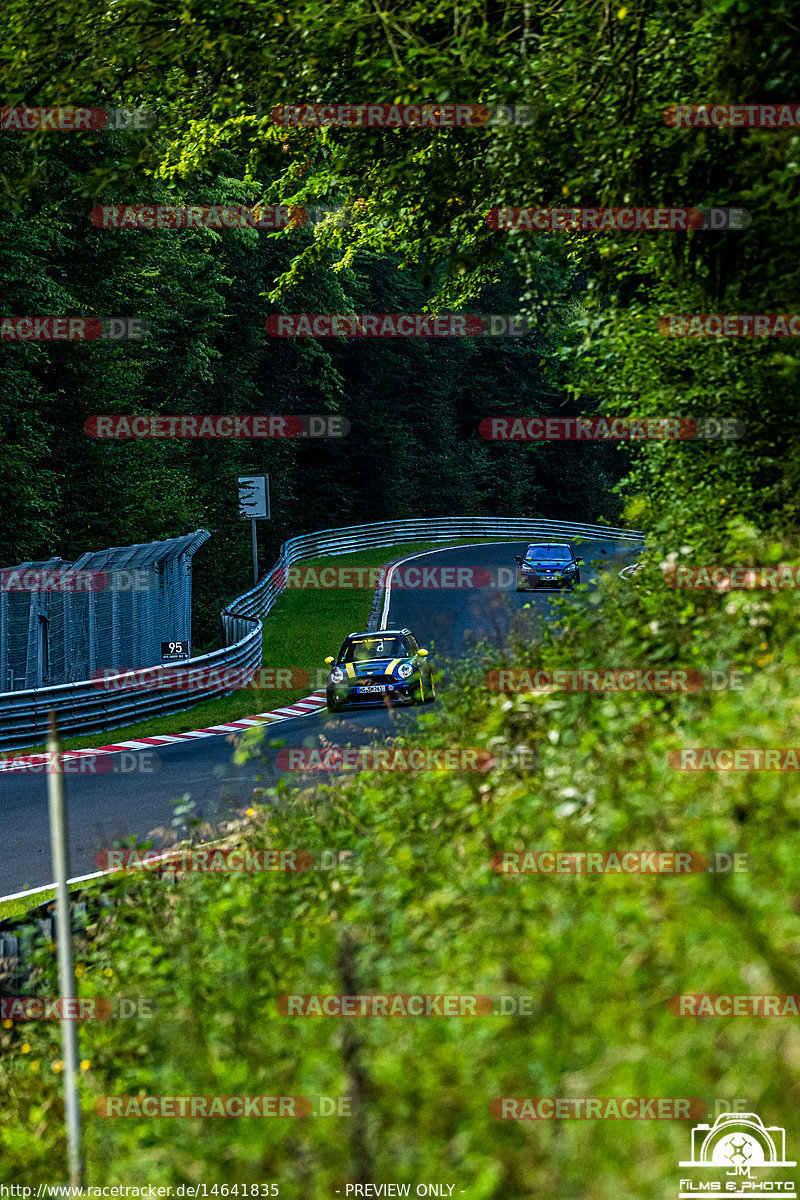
left=238, top=475, right=270, bottom=585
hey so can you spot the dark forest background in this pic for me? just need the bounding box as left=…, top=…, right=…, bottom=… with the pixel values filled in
left=0, top=145, right=626, bottom=644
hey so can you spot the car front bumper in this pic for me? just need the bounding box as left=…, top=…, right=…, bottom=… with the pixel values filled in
left=517, top=572, right=577, bottom=590
left=326, top=678, right=421, bottom=707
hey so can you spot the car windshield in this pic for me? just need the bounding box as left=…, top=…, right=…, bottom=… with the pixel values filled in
left=525, top=545, right=571, bottom=561
left=341, top=636, right=410, bottom=663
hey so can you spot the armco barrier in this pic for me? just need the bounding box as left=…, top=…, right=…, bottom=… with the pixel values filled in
left=0, top=517, right=643, bottom=752
left=0, top=896, right=94, bottom=993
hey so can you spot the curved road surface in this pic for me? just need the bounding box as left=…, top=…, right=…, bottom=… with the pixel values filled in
left=0, top=538, right=638, bottom=895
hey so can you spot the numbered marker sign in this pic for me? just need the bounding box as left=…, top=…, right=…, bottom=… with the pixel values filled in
left=161, top=640, right=190, bottom=662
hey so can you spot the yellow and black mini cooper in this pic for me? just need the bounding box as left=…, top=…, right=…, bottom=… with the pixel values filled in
left=324, top=628, right=435, bottom=712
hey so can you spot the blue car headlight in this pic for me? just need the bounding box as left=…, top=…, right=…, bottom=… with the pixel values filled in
left=330, top=667, right=344, bottom=683
left=398, top=662, right=414, bottom=679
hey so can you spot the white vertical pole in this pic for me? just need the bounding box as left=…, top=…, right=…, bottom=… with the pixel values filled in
left=251, top=517, right=259, bottom=586
left=47, top=710, right=83, bottom=1189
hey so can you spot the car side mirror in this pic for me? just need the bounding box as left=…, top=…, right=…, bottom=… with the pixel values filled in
left=515, top=556, right=523, bottom=565
left=325, top=656, right=334, bottom=665
left=576, top=557, right=584, bottom=564
left=417, top=648, right=429, bottom=657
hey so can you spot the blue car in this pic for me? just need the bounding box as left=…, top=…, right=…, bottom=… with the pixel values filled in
left=515, top=543, right=583, bottom=592
left=325, top=628, right=435, bottom=712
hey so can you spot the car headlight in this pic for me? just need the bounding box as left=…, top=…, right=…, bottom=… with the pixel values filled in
left=330, top=667, right=344, bottom=683
left=397, top=662, right=414, bottom=679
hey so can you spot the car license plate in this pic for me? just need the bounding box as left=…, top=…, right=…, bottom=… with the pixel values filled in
left=357, top=684, right=387, bottom=693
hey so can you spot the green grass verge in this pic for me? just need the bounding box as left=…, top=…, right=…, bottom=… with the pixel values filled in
left=0, top=889, right=56, bottom=924
left=0, top=874, right=108, bottom=925
left=7, top=538, right=504, bottom=756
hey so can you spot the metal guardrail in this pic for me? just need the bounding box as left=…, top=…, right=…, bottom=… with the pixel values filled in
left=0, top=517, right=643, bottom=752
left=222, top=517, right=644, bottom=633
left=0, top=628, right=263, bottom=754
left=0, top=896, right=95, bottom=993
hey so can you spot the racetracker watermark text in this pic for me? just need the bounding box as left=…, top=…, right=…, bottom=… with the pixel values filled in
left=0, top=752, right=160, bottom=775
left=486, top=668, right=746, bottom=692
left=2, top=567, right=153, bottom=592
left=269, top=103, right=536, bottom=126
left=83, top=415, right=348, bottom=438
left=93, top=847, right=354, bottom=872
left=664, top=103, right=800, bottom=127
left=1, top=318, right=146, bottom=340
left=659, top=314, right=800, bottom=336
left=669, top=994, right=800, bottom=1016
left=486, top=207, right=749, bottom=231
left=1, top=107, right=155, bottom=131
left=491, top=1097, right=705, bottom=1119
left=265, top=314, right=536, bottom=337
left=276, top=993, right=537, bottom=1016
left=480, top=417, right=743, bottom=440
left=664, top=564, right=800, bottom=589
left=490, top=851, right=748, bottom=874
left=95, top=1095, right=313, bottom=1118
left=670, top=748, right=800, bottom=770
left=275, top=748, right=494, bottom=771
left=271, top=564, right=515, bottom=589
left=92, top=666, right=327, bottom=691
left=91, top=203, right=366, bottom=230
left=0, top=997, right=154, bottom=1020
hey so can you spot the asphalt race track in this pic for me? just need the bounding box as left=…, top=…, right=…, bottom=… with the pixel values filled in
left=0, top=538, right=639, bottom=895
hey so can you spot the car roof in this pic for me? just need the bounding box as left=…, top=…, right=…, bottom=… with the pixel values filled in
left=346, top=628, right=413, bottom=638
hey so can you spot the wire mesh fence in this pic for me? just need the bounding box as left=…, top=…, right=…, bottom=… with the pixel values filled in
left=0, top=531, right=211, bottom=692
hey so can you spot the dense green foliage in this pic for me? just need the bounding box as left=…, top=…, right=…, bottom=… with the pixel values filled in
left=3, top=540, right=800, bottom=1190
